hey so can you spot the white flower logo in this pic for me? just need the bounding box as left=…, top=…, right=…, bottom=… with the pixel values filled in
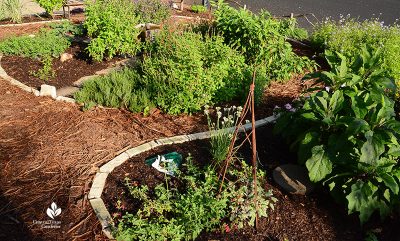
left=46, top=202, right=61, bottom=219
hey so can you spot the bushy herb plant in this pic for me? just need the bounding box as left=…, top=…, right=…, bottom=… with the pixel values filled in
left=74, top=68, right=155, bottom=113
left=311, top=17, right=400, bottom=93
left=274, top=47, right=400, bottom=224
left=141, top=30, right=258, bottom=114
left=191, top=5, right=207, bottom=13
left=114, top=156, right=275, bottom=240
left=34, top=0, right=63, bottom=16
left=84, top=0, right=141, bottom=61
left=133, top=0, right=170, bottom=24
left=0, top=29, right=70, bottom=58
left=30, top=54, right=56, bottom=81
left=214, top=0, right=315, bottom=81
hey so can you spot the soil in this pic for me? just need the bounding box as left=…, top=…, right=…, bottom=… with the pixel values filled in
left=1, top=43, right=122, bottom=89
left=0, top=69, right=305, bottom=240
left=103, top=125, right=400, bottom=241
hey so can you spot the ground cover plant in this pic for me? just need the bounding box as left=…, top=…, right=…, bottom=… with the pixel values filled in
left=274, top=47, right=400, bottom=224
left=84, top=0, right=141, bottom=61
left=213, top=0, right=315, bottom=81
left=311, top=17, right=400, bottom=95
left=191, top=5, right=207, bottom=13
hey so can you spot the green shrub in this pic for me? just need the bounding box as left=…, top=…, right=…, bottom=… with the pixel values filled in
left=0, top=29, right=70, bottom=58
left=191, top=5, right=207, bottom=13
left=30, top=54, right=55, bottom=81
left=2, top=0, right=23, bottom=23
left=214, top=0, right=315, bottom=81
left=34, top=0, right=63, bottom=16
left=114, top=157, right=275, bottom=240
left=311, top=18, right=400, bottom=88
left=141, top=30, right=255, bottom=114
left=74, top=68, right=155, bottom=113
left=275, top=47, right=400, bottom=224
left=133, top=0, right=170, bottom=24
left=84, top=0, right=141, bottom=61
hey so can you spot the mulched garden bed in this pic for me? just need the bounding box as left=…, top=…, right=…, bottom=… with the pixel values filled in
left=0, top=11, right=85, bottom=25
left=102, top=124, right=400, bottom=241
left=1, top=43, right=122, bottom=89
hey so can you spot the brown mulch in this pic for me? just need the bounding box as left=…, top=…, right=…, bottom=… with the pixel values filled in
left=0, top=71, right=304, bottom=240
left=103, top=125, right=399, bottom=241
left=1, top=43, right=122, bottom=89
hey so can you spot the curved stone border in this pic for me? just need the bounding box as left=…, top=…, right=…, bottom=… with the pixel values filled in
left=0, top=19, right=68, bottom=28
left=0, top=55, right=132, bottom=103
left=88, top=115, right=277, bottom=239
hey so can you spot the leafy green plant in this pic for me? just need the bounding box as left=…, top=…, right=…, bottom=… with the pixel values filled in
left=2, top=0, right=23, bottom=23
left=0, top=29, right=70, bottom=58
left=205, top=106, right=242, bottom=166
left=84, top=0, right=141, bottom=61
left=141, top=30, right=253, bottom=114
left=48, top=21, right=85, bottom=37
left=191, top=5, right=207, bottom=13
left=30, top=54, right=55, bottom=81
left=74, top=68, right=155, bottom=113
left=311, top=17, right=400, bottom=94
left=114, top=156, right=275, bottom=240
left=34, top=0, right=63, bottom=16
left=133, top=0, right=170, bottom=24
left=274, top=47, right=400, bottom=224
left=214, top=0, right=315, bottom=81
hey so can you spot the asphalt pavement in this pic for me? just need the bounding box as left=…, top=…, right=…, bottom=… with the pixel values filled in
left=237, top=0, right=399, bottom=29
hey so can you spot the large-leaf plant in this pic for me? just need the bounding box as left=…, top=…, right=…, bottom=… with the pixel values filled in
left=274, top=46, right=400, bottom=224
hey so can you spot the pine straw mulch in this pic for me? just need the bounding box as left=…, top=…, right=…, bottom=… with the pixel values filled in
left=0, top=75, right=305, bottom=240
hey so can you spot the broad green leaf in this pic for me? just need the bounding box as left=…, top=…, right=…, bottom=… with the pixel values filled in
left=379, top=173, right=399, bottom=195
left=360, top=131, right=384, bottom=165
left=345, top=118, right=370, bottom=136
left=329, top=90, right=344, bottom=114
left=306, top=145, right=332, bottom=182
left=388, top=146, right=400, bottom=157
left=346, top=180, right=379, bottom=224
left=298, top=132, right=319, bottom=164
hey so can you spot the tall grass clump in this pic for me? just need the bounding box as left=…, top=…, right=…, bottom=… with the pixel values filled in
left=2, top=0, right=23, bottom=23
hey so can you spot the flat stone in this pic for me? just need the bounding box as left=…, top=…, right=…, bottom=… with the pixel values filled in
left=60, top=53, right=73, bottom=62
left=273, top=164, right=314, bottom=195
left=55, top=96, right=76, bottom=103
left=57, top=86, right=79, bottom=97
left=89, top=198, right=113, bottom=229
left=100, top=152, right=129, bottom=173
left=125, top=141, right=160, bottom=158
left=40, top=84, right=57, bottom=99
left=95, top=67, right=119, bottom=75
left=73, top=75, right=97, bottom=87
left=88, top=172, right=109, bottom=199
left=187, top=132, right=210, bottom=141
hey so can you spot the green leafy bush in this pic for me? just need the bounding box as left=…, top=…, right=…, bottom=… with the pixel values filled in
left=30, top=54, right=55, bottom=81
left=0, top=29, right=70, bottom=58
left=133, top=0, right=170, bottom=24
left=274, top=47, right=400, bottom=224
left=214, top=0, right=315, bottom=81
left=141, top=30, right=257, bottom=114
left=2, top=0, right=23, bottom=23
left=74, top=68, right=155, bottom=113
left=114, top=157, right=275, bottom=240
left=34, top=0, right=63, bottom=16
left=84, top=0, right=141, bottom=61
left=191, top=5, right=207, bottom=13
left=311, top=18, right=400, bottom=90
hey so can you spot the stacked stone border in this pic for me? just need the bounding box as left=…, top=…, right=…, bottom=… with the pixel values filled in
left=88, top=115, right=277, bottom=239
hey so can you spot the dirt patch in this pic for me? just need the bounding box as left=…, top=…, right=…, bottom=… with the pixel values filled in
left=1, top=43, right=122, bottom=89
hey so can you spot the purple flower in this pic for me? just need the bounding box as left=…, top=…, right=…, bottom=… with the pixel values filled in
left=284, top=103, right=292, bottom=110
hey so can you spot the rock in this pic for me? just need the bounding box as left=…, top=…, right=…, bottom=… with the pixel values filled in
left=60, top=53, right=74, bottom=62
left=273, top=164, right=314, bottom=195
left=28, top=34, right=35, bottom=38
left=56, top=86, right=79, bottom=97
left=73, top=75, right=97, bottom=87
left=40, top=84, right=57, bottom=99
